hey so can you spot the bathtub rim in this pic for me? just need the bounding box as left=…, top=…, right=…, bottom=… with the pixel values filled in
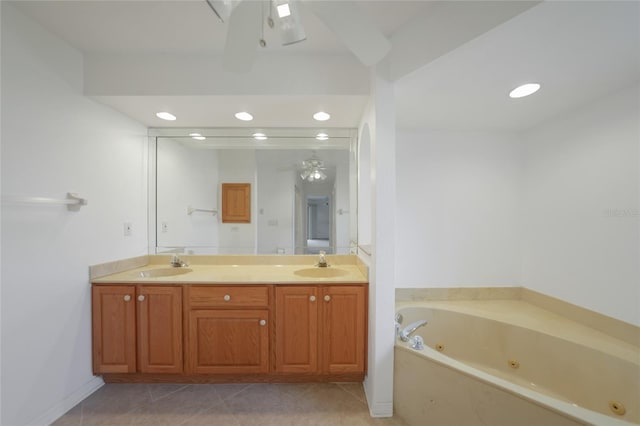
left=395, top=342, right=637, bottom=426
left=396, top=300, right=639, bottom=365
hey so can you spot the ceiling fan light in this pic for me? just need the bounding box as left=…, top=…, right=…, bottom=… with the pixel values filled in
left=276, top=0, right=306, bottom=46
left=276, top=3, right=291, bottom=18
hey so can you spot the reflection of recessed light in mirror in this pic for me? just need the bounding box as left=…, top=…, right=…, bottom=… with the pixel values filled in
left=235, top=111, right=254, bottom=121
left=189, top=133, right=206, bottom=140
left=316, top=133, right=329, bottom=141
left=509, top=83, right=541, bottom=98
left=313, top=111, right=330, bottom=121
left=253, top=133, right=268, bottom=140
left=156, top=112, right=176, bottom=121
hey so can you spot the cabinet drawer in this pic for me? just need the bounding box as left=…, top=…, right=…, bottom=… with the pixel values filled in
left=189, top=286, right=269, bottom=308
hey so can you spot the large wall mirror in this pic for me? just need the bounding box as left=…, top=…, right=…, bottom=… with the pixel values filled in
left=149, top=128, right=358, bottom=255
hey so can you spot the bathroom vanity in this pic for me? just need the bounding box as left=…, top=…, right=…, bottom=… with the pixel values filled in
left=91, top=255, right=368, bottom=383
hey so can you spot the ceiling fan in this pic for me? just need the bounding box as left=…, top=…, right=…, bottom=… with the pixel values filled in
left=205, top=0, right=392, bottom=72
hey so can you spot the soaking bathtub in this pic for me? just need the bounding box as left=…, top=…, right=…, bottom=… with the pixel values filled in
left=394, top=301, right=639, bottom=426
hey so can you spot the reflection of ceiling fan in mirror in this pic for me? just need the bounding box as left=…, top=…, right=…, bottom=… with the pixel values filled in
left=300, top=156, right=328, bottom=182
left=275, top=152, right=331, bottom=182
left=205, top=0, right=392, bottom=72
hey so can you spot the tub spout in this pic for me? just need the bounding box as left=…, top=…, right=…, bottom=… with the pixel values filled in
left=400, top=320, right=427, bottom=342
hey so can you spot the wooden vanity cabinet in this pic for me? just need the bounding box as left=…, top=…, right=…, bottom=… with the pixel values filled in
left=92, top=285, right=183, bottom=374
left=93, top=282, right=366, bottom=382
left=187, top=285, right=270, bottom=374
left=275, top=285, right=366, bottom=375
left=322, top=285, right=367, bottom=374
left=92, top=285, right=136, bottom=373
left=275, top=286, right=319, bottom=373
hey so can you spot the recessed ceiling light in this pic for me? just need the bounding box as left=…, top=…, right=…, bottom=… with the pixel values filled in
left=235, top=111, right=254, bottom=121
left=509, top=83, right=541, bottom=99
left=253, top=133, right=268, bottom=141
left=313, top=111, right=330, bottom=121
left=316, top=133, right=329, bottom=141
left=156, top=112, right=176, bottom=121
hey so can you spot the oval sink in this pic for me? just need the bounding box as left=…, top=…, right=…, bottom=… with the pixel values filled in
left=294, top=267, right=349, bottom=278
left=135, top=268, right=193, bottom=278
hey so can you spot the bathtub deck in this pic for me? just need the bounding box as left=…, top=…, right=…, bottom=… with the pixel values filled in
left=396, top=299, right=639, bottom=365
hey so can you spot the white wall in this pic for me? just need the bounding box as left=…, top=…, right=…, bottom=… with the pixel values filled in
left=522, top=84, right=640, bottom=325
left=334, top=152, right=351, bottom=253
left=394, top=84, right=639, bottom=326
left=395, top=130, right=523, bottom=287
left=256, top=150, right=295, bottom=254
left=1, top=4, right=148, bottom=425
left=361, top=68, right=397, bottom=418
left=156, top=140, right=219, bottom=253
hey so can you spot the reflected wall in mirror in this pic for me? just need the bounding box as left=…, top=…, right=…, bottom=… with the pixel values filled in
left=151, top=128, right=358, bottom=255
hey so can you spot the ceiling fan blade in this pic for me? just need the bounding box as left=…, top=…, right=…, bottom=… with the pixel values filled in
left=303, top=0, right=391, bottom=66
left=205, top=0, right=240, bottom=23
left=223, top=0, right=261, bottom=73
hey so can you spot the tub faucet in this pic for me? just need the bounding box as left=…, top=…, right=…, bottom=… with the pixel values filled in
left=317, top=250, right=328, bottom=268
left=400, top=320, right=427, bottom=342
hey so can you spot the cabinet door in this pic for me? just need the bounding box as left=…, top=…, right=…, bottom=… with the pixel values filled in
left=221, top=183, right=251, bottom=223
left=188, top=310, right=269, bottom=374
left=92, top=286, right=136, bottom=374
left=137, top=286, right=183, bottom=374
left=321, top=286, right=366, bottom=374
left=275, top=286, right=318, bottom=373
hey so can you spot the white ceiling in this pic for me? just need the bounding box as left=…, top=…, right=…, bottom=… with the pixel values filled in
left=14, top=0, right=431, bottom=54
left=11, top=0, right=640, bottom=131
left=395, top=1, right=640, bottom=131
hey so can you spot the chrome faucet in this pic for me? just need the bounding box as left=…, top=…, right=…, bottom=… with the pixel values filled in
left=399, top=320, right=427, bottom=342
left=317, top=250, right=328, bottom=268
left=170, top=254, right=188, bottom=267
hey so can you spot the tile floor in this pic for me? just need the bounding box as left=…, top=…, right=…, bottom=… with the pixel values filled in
left=53, top=382, right=409, bottom=426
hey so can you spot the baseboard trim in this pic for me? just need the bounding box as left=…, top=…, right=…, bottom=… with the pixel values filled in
left=362, top=381, right=393, bottom=418
left=368, top=401, right=393, bottom=418
left=29, top=376, right=104, bottom=426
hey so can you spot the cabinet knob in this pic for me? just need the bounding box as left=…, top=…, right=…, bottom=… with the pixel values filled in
left=138, top=295, right=145, bottom=302
left=324, top=295, right=331, bottom=302
left=223, top=294, right=231, bottom=301
left=259, top=319, right=266, bottom=326
left=123, top=295, right=131, bottom=302
left=309, top=295, right=316, bottom=302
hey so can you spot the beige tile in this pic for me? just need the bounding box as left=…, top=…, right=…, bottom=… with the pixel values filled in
left=52, top=381, right=403, bottom=426
left=210, top=383, right=252, bottom=401
left=127, top=385, right=222, bottom=426
left=179, top=400, right=241, bottom=426
left=51, top=403, right=82, bottom=426
left=291, top=383, right=368, bottom=416
left=80, top=384, right=153, bottom=426
left=146, top=383, right=190, bottom=402
left=224, top=383, right=310, bottom=416
left=336, top=382, right=368, bottom=405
